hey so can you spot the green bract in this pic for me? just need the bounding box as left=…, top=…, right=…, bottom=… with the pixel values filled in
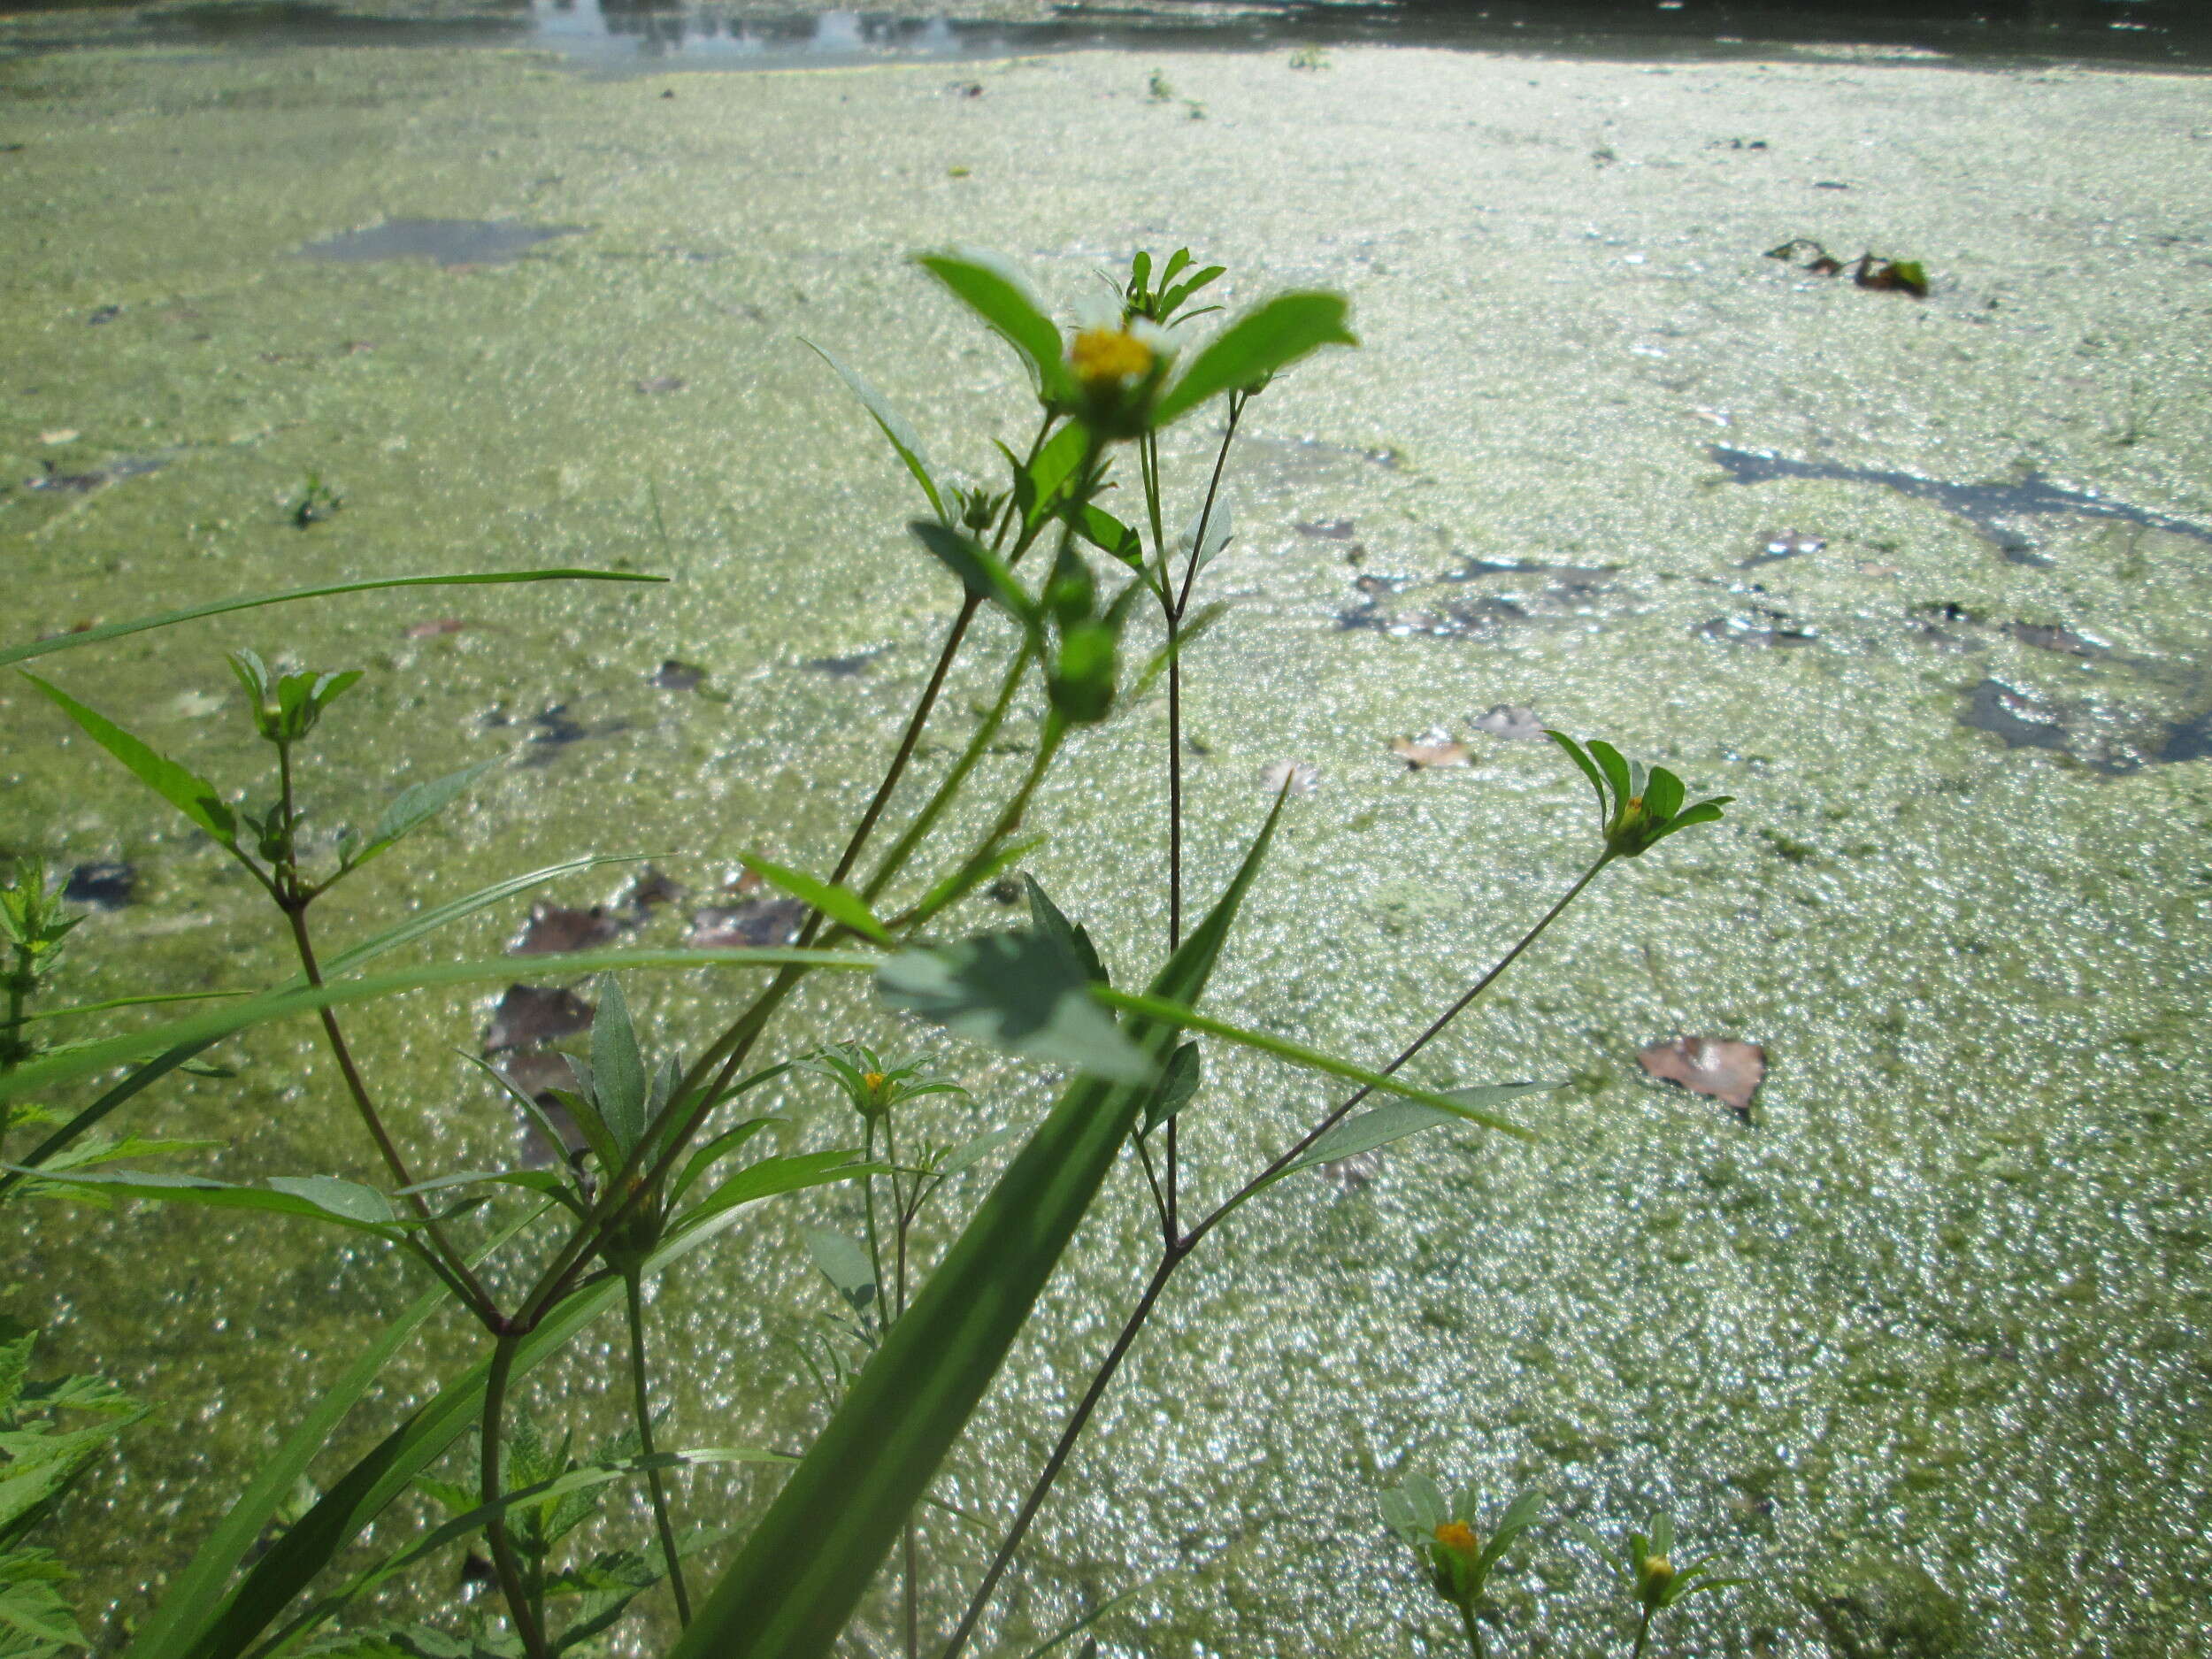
left=1548, top=731, right=1734, bottom=858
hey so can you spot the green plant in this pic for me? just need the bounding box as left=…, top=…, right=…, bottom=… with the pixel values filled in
left=1379, top=1479, right=1545, bottom=1659
left=1571, top=1509, right=1742, bottom=1656
left=4, top=242, right=1740, bottom=1659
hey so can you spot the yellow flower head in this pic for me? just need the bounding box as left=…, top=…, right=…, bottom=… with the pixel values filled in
left=1433, top=1520, right=1481, bottom=1561
left=862, top=1071, right=887, bottom=1093
left=1071, top=326, right=1156, bottom=388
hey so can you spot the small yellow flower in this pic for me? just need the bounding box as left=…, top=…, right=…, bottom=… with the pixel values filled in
left=1433, top=1520, right=1481, bottom=1560
left=1071, top=326, right=1155, bottom=387
left=862, top=1071, right=887, bottom=1093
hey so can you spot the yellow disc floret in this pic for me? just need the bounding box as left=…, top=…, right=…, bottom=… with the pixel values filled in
left=1071, top=326, right=1156, bottom=387
left=1433, top=1520, right=1481, bottom=1560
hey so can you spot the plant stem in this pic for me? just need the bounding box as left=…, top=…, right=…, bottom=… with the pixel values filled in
left=938, top=1251, right=1180, bottom=1659
left=625, top=1271, right=694, bottom=1625
left=940, top=854, right=1616, bottom=1658
left=860, top=647, right=1033, bottom=906
left=1632, top=1606, right=1653, bottom=1659
left=1184, top=849, right=1613, bottom=1251
left=482, top=1334, right=550, bottom=1659
left=1459, top=1601, right=1488, bottom=1659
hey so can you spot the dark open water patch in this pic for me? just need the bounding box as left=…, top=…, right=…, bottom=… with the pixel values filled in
left=1711, top=446, right=2212, bottom=561
left=18, top=0, right=2210, bottom=71
left=297, top=219, right=587, bottom=267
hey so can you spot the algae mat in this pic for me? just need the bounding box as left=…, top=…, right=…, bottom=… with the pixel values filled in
left=4, top=31, right=2210, bottom=1659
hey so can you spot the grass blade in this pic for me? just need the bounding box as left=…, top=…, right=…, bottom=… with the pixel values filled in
left=670, top=790, right=1293, bottom=1659
left=1, top=571, right=665, bottom=670
left=0, top=948, right=877, bottom=1108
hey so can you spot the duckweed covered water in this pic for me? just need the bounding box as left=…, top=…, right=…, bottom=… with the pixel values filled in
left=4, top=16, right=2210, bottom=1657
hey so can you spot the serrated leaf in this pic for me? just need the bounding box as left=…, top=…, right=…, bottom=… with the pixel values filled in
left=1141, top=1041, right=1201, bottom=1135
left=878, top=931, right=1152, bottom=1084
left=1153, top=293, right=1356, bottom=426
left=24, top=677, right=234, bottom=846
left=1020, top=875, right=1105, bottom=987
left=908, top=521, right=1036, bottom=626
left=588, top=979, right=648, bottom=1154
left=349, top=762, right=497, bottom=872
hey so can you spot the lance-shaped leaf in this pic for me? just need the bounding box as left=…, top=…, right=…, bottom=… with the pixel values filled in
left=1013, top=421, right=1090, bottom=532
left=24, top=676, right=234, bottom=846
left=672, top=1152, right=877, bottom=1240
left=672, top=786, right=1295, bottom=1659
left=798, top=1224, right=877, bottom=1316
left=346, top=761, right=498, bottom=872
left=13, top=1168, right=409, bottom=1235
left=740, top=854, right=894, bottom=946
left=878, top=929, right=1150, bottom=1084
left=588, top=978, right=648, bottom=1154
left=1020, top=874, right=1105, bottom=987
left=1152, top=292, right=1356, bottom=426
left=1141, top=1041, right=1202, bottom=1135
left=914, top=250, right=1075, bottom=406
left=908, top=521, right=1037, bottom=626
left=803, top=340, right=948, bottom=523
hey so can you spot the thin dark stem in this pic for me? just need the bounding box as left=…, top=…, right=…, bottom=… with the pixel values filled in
left=1632, top=1606, right=1653, bottom=1659
left=1459, top=1601, right=1488, bottom=1659
left=1133, top=1133, right=1171, bottom=1246
left=625, top=1272, right=694, bottom=1625
left=483, top=1334, right=550, bottom=1659
left=941, top=855, right=1619, bottom=1658
left=862, top=1120, right=887, bottom=1339
left=938, top=1252, right=1180, bottom=1659
left=1184, top=849, right=1614, bottom=1252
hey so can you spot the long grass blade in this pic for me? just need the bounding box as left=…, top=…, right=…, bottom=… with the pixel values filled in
left=670, top=789, right=1294, bottom=1659
left=1, top=571, right=664, bottom=669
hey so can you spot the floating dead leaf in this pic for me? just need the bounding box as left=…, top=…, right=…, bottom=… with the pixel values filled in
left=1472, top=704, right=1545, bottom=741
left=27, top=463, right=106, bottom=493
left=508, top=902, right=631, bottom=956
left=2005, top=621, right=2103, bottom=657
left=1294, top=518, right=1357, bottom=541
left=687, top=898, right=805, bottom=949
left=634, top=375, right=687, bottom=395
left=1318, top=1149, right=1383, bottom=1191
left=620, top=866, right=685, bottom=910
left=39, top=429, right=78, bottom=446
left=1390, top=732, right=1471, bottom=769
left=483, top=984, right=595, bottom=1052
left=62, top=862, right=136, bottom=910
left=1639, top=1036, right=1765, bottom=1120
left=652, top=659, right=706, bottom=691
left=403, top=618, right=468, bottom=640
left=1259, top=760, right=1319, bottom=796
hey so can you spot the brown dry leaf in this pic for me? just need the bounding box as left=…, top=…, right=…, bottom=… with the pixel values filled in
left=620, top=866, right=686, bottom=910
left=635, top=375, right=687, bottom=395
left=1390, top=733, right=1471, bottom=769
left=508, top=902, right=631, bottom=956
left=1638, top=1036, right=1766, bottom=1119
left=403, top=618, right=468, bottom=639
left=483, top=985, right=595, bottom=1053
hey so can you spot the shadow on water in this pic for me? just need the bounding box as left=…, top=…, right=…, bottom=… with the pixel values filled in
left=1710, top=445, right=2212, bottom=563
left=297, top=218, right=588, bottom=265
left=7, top=0, right=2212, bottom=69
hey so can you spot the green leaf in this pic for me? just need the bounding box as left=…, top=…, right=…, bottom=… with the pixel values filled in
left=914, top=250, right=1074, bottom=405
left=739, top=855, right=893, bottom=947
left=588, top=978, right=648, bottom=1155
left=931, top=1126, right=1018, bottom=1181
left=1643, top=764, right=1685, bottom=823
left=1152, top=293, right=1356, bottom=426
left=1090, top=995, right=1545, bottom=1141
left=159, top=1206, right=769, bottom=1659
left=1546, top=730, right=1610, bottom=825
left=23, top=676, right=234, bottom=846
left=1141, top=1041, right=1201, bottom=1134
left=802, top=340, right=947, bottom=522
left=0, top=946, right=878, bottom=1109
left=1018, top=422, right=1090, bottom=531
left=349, top=762, right=498, bottom=872
left=672, top=787, right=1292, bottom=1659
left=1264, top=1085, right=1557, bottom=1187
left=1072, top=504, right=1143, bottom=567
left=1586, top=739, right=1632, bottom=811
left=1020, top=874, right=1105, bottom=986
left=669, top=1117, right=776, bottom=1205
left=878, top=931, right=1151, bottom=1084
left=14, top=1169, right=405, bottom=1235
left=671, top=1152, right=875, bottom=1239
left=0, top=570, right=664, bottom=671
left=908, top=521, right=1036, bottom=626
left=798, top=1224, right=877, bottom=1315
left=1649, top=798, right=1732, bottom=843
